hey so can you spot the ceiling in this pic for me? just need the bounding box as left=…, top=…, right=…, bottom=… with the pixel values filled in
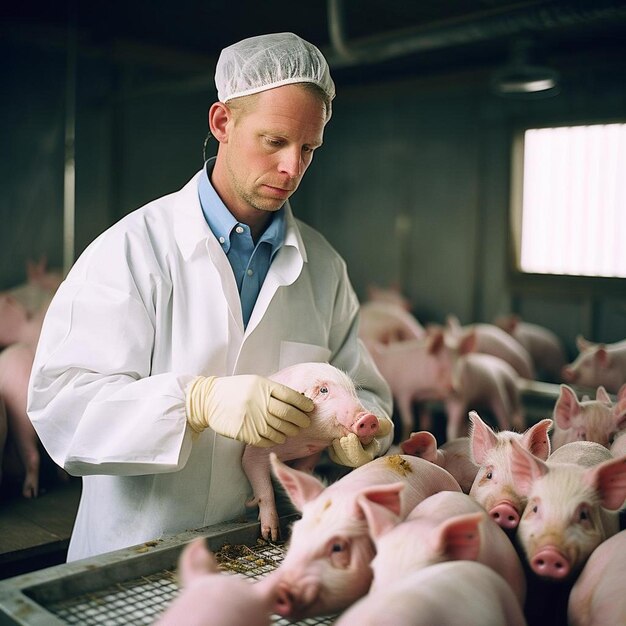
left=4, top=0, right=626, bottom=86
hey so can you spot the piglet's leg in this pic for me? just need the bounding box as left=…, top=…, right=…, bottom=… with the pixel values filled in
left=242, top=447, right=280, bottom=542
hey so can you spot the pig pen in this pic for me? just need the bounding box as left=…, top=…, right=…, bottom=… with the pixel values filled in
left=0, top=514, right=334, bottom=625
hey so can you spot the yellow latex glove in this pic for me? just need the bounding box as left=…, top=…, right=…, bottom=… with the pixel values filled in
left=185, top=375, right=314, bottom=447
left=329, top=418, right=393, bottom=468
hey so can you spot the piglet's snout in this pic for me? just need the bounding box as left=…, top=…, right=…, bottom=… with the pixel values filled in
left=352, top=412, right=379, bottom=445
left=531, top=547, right=571, bottom=579
left=489, top=502, right=520, bottom=530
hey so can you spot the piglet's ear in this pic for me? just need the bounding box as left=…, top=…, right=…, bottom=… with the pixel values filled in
left=614, top=399, right=626, bottom=432
left=553, top=385, right=580, bottom=430
left=596, top=386, right=612, bottom=405
left=179, top=538, right=218, bottom=587
left=595, top=347, right=610, bottom=369
left=509, top=439, right=549, bottom=496
left=617, top=384, right=626, bottom=403
left=436, top=512, right=483, bottom=562
left=270, top=453, right=325, bottom=512
left=400, top=431, right=437, bottom=462
left=354, top=487, right=403, bottom=540
left=584, top=455, right=626, bottom=511
left=522, top=418, right=552, bottom=461
left=469, top=411, right=498, bottom=465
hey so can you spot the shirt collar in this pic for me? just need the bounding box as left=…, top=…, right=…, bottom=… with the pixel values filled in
left=198, top=158, right=286, bottom=255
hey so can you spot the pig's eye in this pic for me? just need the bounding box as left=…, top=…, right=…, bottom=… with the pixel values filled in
left=532, top=505, right=538, bottom=513
left=320, top=386, right=329, bottom=394
left=328, top=539, right=351, bottom=568
left=486, top=471, right=493, bottom=480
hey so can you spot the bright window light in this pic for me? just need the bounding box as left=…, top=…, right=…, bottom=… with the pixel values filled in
left=519, top=123, right=626, bottom=278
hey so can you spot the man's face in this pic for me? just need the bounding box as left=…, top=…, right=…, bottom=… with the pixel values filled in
left=222, top=84, right=326, bottom=216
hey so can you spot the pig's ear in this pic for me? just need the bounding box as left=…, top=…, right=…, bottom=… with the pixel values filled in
left=400, top=431, right=437, bottom=462
left=576, top=335, right=593, bottom=352
left=584, top=455, right=626, bottom=511
left=354, top=482, right=405, bottom=524
left=613, top=398, right=626, bottom=431
left=553, top=385, right=580, bottom=429
left=178, top=538, right=218, bottom=586
left=446, top=315, right=462, bottom=332
left=435, top=512, right=483, bottom=562
left=522, top=418, right=553, bottom=461
left=617, top=383, right=626, bottom=403
left=426, top=329, right=445, bottom=354
left=468, top=411, right=498, bottom=465
left=354, top=489, right=402, bottom=540
left=595, top=347, right=610, bottom=369
left=270, top=453, right=325, bottom=511
left=509, top=439, right=549, bottom=495
left=457, top=329, right=477, bottom=355
left=596, top=386, right=612, bottom=405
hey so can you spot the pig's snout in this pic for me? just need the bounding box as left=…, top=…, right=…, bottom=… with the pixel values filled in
left=531, top=547, right=571, bottom=580
left=489, top=502, right=520, bottom=530
left=352, top=412, right=379, bottom=445
left=561, top=366, right=576, bottom=383
left=274, top=578, right=319, bottom=618
left=275, top=582, right=295, bottom=617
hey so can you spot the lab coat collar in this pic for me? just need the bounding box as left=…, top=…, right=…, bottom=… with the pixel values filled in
left=173, top=170, right=306, bottom=264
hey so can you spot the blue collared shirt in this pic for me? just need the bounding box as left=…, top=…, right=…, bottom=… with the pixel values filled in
left=198, top=158, right=286, bottom=327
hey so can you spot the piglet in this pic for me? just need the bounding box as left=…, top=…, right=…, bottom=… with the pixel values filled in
left=365, top=283, right=412, bottom=311
left=444, top=353, right=525, bottom=440
left=400, top=431, right=477, bottom=493
left=335, top=561, right=527, bottom=626
left=494, top=314, right=567, bottom=383
left=242, top=362, right=389, bottom=541
left=445, top=315, right=535, bottom=380
left=366, top=330, right=454, bottom=441
left=551, top=383, right=626, bottom=450
left=359, top=490, right=526, bottom=606
left=269, top=452, right=461, bottom=620
left=469, top=410, right=552, bottom=531
left=510, top=439, right=626, bottom=581
left=155, top=538, right=277, bottom=626
left=562, top=336, right=626, bottom=395
left=358, top=300, right=424, bottom=346
left=568, top=530, right=626, bottom=626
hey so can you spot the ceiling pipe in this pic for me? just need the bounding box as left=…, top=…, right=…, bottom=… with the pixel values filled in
left=326, top=0, right=626, bottom=67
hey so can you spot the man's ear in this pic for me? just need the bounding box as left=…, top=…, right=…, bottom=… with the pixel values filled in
left=208, top=102, right=231, bottom=143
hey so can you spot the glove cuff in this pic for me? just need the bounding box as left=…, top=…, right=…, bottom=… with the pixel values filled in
left=185, top=375, right=217, bottom=433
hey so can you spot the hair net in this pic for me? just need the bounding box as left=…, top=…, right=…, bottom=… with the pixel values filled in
left=215, top=32, right=335, bottom=118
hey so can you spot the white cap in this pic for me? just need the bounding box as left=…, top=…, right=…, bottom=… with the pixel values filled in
left=215, top=32, right=335, bottom=119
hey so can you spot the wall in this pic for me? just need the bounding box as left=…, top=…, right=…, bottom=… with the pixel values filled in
left=2, top=38, right=625, bottom=364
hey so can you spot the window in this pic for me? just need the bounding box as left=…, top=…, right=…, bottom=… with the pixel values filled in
left=512, top=122, right=626, bottom=279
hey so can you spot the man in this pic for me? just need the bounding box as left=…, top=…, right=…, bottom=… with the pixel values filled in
left=27, top=32, right=393, bottom=561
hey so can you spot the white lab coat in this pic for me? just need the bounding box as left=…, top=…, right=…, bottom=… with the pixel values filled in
left=27, top=170, right=393, bottom=561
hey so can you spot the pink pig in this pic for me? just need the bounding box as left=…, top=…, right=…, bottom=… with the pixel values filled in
left=358, top=300, right=424, bottom=346
left=562, top=336, right=626, bottom=394
left=510, top=439, right=626, bottom=581
left=334, top=561, right=527, bottom=626
left=366, top=330, right=455, bottom=441
left=445, top=315, right=535, bottom=380
left=155, top=538, right=278, bottom=626
left=469, top=410, right=553, bottom=531
left=568, top=530, right=626, bottom=626
left=242, top=362, right=388, bottom=541
left=400, top=431, right=477, bottom=493
left=493, top=314, right=567, bottom=382
left=551, top=383, right=626, bottom=450
left=358, top=490, right=526, bottom=606
left=444, top=352, right=525, bottom=440
left=269, top=452, right=461, bottom=620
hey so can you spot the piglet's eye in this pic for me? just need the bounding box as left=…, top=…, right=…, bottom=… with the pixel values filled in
left=486, top=471, right=493, bottom=480
left=532, top=505, right=538, bottom=513
left=320, top=386, right=329, bottom=394
left=331, top=543, right=343, bottom=552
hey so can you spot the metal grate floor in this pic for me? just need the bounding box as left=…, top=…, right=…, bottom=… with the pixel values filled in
left=44, top=541, right=335, bottom=625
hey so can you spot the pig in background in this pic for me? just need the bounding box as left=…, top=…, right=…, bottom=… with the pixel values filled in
left=364, top=283, right=413, bottom=312
left=0, top=258, right=65, bottom=498
left=562, top=336, right=626, bottom=395
left=268, top=452, right=461, bottom=619
left=551, top=383, right=626, bottom=451
left=493, top=314, right=567, bottom=383
left=155, top=538, right=278, bottom=626
left=242, top=362, right=390, bottom=541
left=358, top=300, right=424, bottom=346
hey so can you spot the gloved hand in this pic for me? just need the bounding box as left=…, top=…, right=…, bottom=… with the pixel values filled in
left=185, top=375, right=314, bottom=447
left=329, top=418, right=393, bottom=468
